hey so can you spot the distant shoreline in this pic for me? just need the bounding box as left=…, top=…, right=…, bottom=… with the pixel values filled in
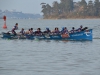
left=43, top=17, right=100, bottom=20
left=41, top=0, right=100, bottom=20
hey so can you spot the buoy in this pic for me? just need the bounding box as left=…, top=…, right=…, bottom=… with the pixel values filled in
left=3, top=21, right=7, bottom=29
left=3, top=15, right=7, bottom=29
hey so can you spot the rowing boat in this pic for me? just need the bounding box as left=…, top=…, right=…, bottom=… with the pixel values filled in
left=1, top=29, right=93, bottom=41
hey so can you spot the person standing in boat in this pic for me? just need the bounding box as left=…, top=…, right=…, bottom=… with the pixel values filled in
left=11, top=23, right=18, bottom=35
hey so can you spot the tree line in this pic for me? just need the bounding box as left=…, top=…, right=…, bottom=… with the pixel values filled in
left=41, top=0, right=100, bottom=19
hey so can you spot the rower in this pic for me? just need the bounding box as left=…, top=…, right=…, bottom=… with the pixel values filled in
left=30, top=28, right=34, bottom=35
left=82, top=27, right=88, bottom=31
left=25, top=29, right=31, bottom=34
left=20, top=28, right=25, bottom=35
left=52, top=28, right=57, bottom=33
left=61, top=27, right=69, bottom=34
left=43, top=28, right=51, bottom=34
left=35, top=28, right=42, bottom=35
left=76, top=25, right=83, bottom=32
left=56, top=27, right=60, bottom=34
left=11, top=23, right=18, bottom=35
left=70, top=27, right=76, bottom=33
left=64, top=27, right=69, bottom=34
left=52, top=27, right=60, bottom=34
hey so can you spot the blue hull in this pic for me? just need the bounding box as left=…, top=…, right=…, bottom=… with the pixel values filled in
left=1, top=29, right=93, bottom=41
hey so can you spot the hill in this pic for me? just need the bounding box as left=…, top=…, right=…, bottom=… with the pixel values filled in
left=0, top=10, right=42, bottom=19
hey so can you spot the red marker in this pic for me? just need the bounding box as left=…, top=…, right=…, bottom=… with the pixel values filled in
left=3, top=15, right=7, bottom=29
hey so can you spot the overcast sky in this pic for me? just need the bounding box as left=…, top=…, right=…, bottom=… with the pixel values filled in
left=0, top=0, right=95, bottom=14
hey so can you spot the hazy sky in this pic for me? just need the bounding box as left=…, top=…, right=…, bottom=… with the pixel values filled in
left=0, top=0, right=95, bottom=14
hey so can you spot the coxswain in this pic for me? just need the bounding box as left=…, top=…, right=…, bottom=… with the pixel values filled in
left=11, top=23, right=18, bottom=35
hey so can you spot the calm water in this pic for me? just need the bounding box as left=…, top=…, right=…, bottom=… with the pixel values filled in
left=0, top=19, right=100, bottom=75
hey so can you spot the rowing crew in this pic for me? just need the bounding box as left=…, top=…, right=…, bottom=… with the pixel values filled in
left=10, top=23, right=88, bottom=36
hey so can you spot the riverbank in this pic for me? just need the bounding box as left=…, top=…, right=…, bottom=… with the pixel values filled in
left=43, top=16, right=100, bottom=19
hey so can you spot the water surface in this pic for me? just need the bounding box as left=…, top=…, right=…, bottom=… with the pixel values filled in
left=0, top=19, right=100, bottom=75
